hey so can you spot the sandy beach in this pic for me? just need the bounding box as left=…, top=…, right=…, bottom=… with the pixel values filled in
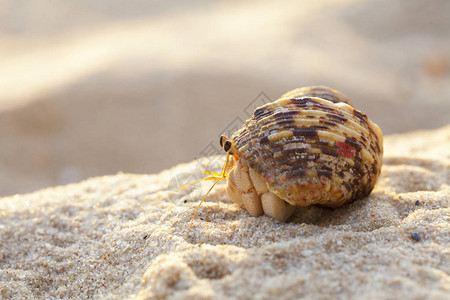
left=0, top=126, right=449, bottom=299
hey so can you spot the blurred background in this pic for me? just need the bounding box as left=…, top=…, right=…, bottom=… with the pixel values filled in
left=0, top=0, right=449, bottom=197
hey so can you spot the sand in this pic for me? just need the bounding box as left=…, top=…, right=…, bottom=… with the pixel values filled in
left=0, top=125, right=448, bottom=299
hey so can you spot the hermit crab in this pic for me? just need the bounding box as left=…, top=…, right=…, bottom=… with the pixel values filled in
left=170, top=86, right=383, bottom=228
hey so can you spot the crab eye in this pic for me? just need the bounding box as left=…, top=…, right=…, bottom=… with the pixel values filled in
left=224, top=141, right=232, bottom=152
left=219, top=136, right=225, bottom=147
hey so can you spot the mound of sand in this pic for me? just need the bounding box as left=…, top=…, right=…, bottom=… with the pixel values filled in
left=0, top=126, right=449, bottom=299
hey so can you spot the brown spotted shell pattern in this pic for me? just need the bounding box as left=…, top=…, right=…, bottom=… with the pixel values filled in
left=224, top=86, right=383, bottom=221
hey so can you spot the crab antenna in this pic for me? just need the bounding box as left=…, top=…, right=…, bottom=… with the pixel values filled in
left=186, top=153, right=233, bottom=235
left=187, top=177, right=224, bottom=235
left=220, top=152, right=230, bottom=176
left=155, top=152, right=231, bottom=201
left=153, top=152, right=232, bottom=236
left=154, top=176, right=220, bottom=203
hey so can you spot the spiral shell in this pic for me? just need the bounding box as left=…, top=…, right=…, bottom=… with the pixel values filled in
left=229, top=86, right=383, bottom=210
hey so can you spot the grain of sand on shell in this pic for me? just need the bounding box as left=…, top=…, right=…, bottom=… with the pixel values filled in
left=0, top=126, right=449, bottom=299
